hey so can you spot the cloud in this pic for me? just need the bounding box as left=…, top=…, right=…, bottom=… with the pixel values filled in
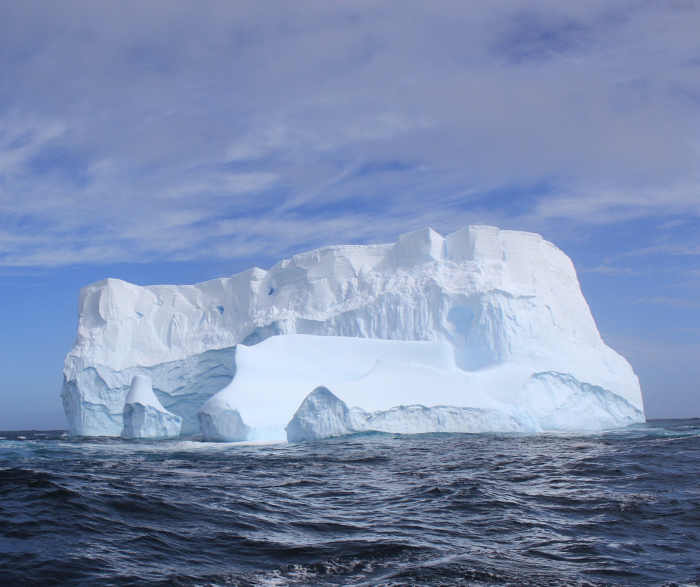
left=604, top=333, right=700, bottom=372
left=615, top=241, right=700, bottom=259
left=581, top=264, right=641, bottom=276
left=631, top=296, right=700, bottom=310
left=0, top=0, right=699, bottom=266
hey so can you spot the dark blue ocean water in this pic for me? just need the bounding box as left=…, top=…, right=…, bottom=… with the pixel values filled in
left=1, top=421, right=699, bottom=587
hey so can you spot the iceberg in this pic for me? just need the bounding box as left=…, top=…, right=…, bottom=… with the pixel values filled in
left=61, top=225, right=645, bottom=437
left=121, top=375, right=182, bottom=438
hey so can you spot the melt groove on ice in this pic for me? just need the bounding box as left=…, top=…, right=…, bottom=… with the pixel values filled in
left=61, top=226, right=644, bottom=440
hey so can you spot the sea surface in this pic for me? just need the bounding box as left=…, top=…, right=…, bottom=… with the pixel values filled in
left=1, top=420, right=699, bottom=587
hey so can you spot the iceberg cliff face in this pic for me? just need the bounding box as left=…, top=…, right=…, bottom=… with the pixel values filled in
left=62, top=347, right=235, bottom=436
left=62, top=225, right=644, bottom=437
left=517, top=372, right=644, bottom=431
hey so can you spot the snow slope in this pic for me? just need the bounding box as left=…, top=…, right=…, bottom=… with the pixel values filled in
left=198, top=335, right=466, bottom=441
left=62, top=226, right=644, bottom=436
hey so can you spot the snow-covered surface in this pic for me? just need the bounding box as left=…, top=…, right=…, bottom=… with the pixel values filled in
left=286, top=360, right=542, bottom=442
left=121, top=375, right=182, bottom=438
left=198, top=335, right=461, bottom=441
left=62, top=225, right=645, bottom=437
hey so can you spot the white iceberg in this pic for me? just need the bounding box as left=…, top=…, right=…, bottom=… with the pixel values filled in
left=61, top=225, right=645, bottom=437
left=199, top=334, right=542, bottom=442
left=121, top=375, right=182, bottom=438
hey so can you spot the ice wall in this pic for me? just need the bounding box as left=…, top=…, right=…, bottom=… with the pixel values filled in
left=285, top=359, right=543, bottom=442
left=62, top=226, right=644, bottom=436
left=62, top=347, right=235, bottom=436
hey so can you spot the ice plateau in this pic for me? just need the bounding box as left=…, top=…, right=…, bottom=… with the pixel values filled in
left=62, top=225, right=645, bottom=439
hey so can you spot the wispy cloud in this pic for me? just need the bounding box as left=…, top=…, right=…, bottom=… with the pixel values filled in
left=631, top=296, right=700, bottom=310
left=582, top=264, right=642, bottom=276
left=0, top=1, right=699, bottom=266
left=615, top=242, right=700, bottom=259
left=602, top=333, right=700, bottom=377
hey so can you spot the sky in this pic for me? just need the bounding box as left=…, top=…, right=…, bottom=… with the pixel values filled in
left=0, top=0, right=699, bottom=429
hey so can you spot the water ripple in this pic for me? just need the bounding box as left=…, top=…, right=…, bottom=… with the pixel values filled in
left=0, top=421, right=699, bottom=586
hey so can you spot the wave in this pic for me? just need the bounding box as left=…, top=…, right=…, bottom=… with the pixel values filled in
left=1, top=421, right=699, bottom=586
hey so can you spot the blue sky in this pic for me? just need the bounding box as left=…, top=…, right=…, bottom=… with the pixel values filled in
left=0, top=0, right=699, bottom=429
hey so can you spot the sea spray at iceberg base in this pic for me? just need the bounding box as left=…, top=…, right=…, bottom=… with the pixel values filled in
left=62, top=226, right=645, bottom=438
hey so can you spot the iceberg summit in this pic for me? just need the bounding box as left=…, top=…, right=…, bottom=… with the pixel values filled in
left=62, top=226, right=645, bottom=440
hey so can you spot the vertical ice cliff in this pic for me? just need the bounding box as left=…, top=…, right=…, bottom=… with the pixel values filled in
left=62, top=226, right=644, bottom=437
left=62, top=347, right=235, bottom=436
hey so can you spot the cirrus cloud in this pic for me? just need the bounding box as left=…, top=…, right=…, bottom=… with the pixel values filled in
left=0, top=0, right=699, bottom=266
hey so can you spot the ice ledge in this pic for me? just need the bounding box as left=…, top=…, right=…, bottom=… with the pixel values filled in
left=197, top=336, right=641, bottom=443
left=285, top=386, right=543, bottom=442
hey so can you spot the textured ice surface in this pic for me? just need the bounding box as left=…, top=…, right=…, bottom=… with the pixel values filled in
left=63, top=225, right=644, bottom=436
left=518, top=372, right=645, bottom=431
left=62, top=347, right=235, bottom=436
left=287, top=389, right=541, bottom=442
left=121, top=375, right=182, bottom=438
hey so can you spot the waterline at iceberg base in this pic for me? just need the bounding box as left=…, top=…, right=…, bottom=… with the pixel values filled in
left=61, top=225, right=645, bottom=440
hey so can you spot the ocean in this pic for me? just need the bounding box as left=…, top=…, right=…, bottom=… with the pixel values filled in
left=1, top=420, right=698, bottom=587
